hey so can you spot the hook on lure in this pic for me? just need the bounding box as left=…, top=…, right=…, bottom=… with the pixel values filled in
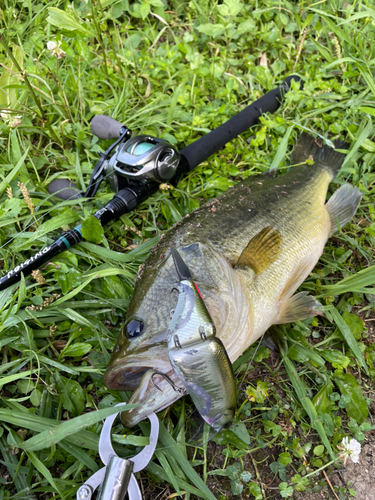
left=150, top=371, right=186, bottom=395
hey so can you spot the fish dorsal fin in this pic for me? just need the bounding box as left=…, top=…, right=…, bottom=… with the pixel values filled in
left=279, top=254, right=317, bottom=303
left=325, top=184, right=362, bottom=235
left=236, top=226, right=282, bottom=274
left=276, top=291, right=323, bottom=324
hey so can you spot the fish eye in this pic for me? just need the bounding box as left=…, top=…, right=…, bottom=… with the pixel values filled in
left=124, top=318, right=145, bottom=339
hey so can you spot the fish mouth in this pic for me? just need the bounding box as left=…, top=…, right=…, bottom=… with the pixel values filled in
left=103, top=356, right=171, bottom=391
left=104, top=364, right=151, bottom=391
left=120, top=369, right=185, bottom=428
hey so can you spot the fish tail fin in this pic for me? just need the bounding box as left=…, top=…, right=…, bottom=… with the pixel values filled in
left=291, top=132, right=348, bottom=178
left=326, top=184, right=362, bottom=234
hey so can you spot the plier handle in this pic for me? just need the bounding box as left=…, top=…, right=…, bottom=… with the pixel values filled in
left=77, top=403, right=159, bottom=500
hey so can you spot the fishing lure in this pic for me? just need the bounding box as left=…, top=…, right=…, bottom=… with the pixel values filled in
left=167, top=245, right=236, bottom=430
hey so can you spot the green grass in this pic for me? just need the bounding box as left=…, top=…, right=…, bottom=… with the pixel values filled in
left=1, top=0, right=375, bottom=499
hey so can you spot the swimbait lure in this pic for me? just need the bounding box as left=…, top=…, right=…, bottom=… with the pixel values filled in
left=167, top=245, right=236, bottom=430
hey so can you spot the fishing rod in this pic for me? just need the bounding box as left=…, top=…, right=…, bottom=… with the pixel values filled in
left=0, top=75, right=302, bottom=292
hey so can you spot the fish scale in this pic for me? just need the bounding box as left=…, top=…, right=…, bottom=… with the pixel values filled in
left=104, top=134, right=362, bottom=428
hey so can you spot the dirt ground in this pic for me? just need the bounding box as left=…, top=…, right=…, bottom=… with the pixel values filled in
left=294, top=431, right=375, bottom=500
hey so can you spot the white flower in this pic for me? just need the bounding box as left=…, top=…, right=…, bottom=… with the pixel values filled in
left=1, top=110, right=22, bottom=127
left=338, top=437, right=361, bottom=464
left=0, top=110, right=10, bottom=121
left=47, top=41, right=59, bottom=51
left=46, top=40, right=66, bottom=59
left=9, top=115, right=22, bottom=127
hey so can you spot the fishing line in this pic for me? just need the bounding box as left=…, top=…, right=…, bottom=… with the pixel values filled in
left=238, top=331, right=266, bottom=390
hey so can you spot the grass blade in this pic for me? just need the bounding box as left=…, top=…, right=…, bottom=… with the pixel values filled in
left=0, top=435, right=34, bottom=497
left=319, top=264, right=375, bottom=296
left=269, top=125, right=294, bottom=171
left=79, top=235, right=159, bottom=262
left=59, top=440, right=99, bottom=472
left=327, top=307, right=368, bottom=374
left=0, top=369, right=38, bottom=389
left=157, top=421, right=217, bottom=500
left=12, top=405, right=137, bottom=452
left=0, top=408, right=100, bottom=451
left=26, top=451, right=65, bottom=498
left=16, top=210, right=80, bottom=249
left=147, top=461, right=211, bottom=498
left=38, top=355, right=80, bottom=375
left=281, top=353, right=336, bottom=461
left=0, top=147, right=30, bottom=196
left=155, top=450, right=182, bottom=496
left=342, top=116, right=372, bottom=168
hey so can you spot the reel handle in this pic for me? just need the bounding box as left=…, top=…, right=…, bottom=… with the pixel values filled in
left=91, top=115, right=125, bottom=140
left=178, top=75, right=303, bottom=172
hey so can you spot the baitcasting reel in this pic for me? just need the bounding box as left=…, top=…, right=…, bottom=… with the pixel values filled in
left=105, top=134, right=180, bottom=192
left=48, top=114, right=180, bottom=200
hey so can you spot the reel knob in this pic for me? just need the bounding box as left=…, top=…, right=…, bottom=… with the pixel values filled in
left=155, top=146, right=180, bottom=182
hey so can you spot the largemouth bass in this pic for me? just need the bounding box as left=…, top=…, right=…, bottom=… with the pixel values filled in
left=104, top=133, right=361, bottom=428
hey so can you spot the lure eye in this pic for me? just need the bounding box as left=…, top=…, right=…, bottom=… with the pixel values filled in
left=124, top=318, right=144, bottom=339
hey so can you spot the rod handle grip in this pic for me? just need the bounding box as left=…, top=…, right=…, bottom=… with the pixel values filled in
left=91, top=115, right=124, bottom=140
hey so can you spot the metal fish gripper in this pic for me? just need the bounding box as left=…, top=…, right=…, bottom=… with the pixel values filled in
left=76, top=403, right=159, bottom=500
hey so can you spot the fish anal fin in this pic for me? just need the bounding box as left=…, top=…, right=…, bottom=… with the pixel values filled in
left=277, top=291, right=323, bottom=324
left=236, top=226, right=282, bottom=275
left=326, top=184, right=362, bottom=235
left=279, top=254, right=317, bottom=303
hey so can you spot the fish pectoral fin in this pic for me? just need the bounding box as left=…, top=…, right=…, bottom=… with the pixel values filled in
left=235, top=226, right=282, bottom=275
left=276, top=291, right=323, bottom=324
left=326, top=184, right=362, bottom=234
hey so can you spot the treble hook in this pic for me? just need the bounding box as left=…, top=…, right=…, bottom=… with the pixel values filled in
left=151, top=371, right=186, bottom=396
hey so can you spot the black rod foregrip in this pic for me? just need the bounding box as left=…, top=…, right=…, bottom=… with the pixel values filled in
left=178, top=75, right=303, bottom=172
left=0, top=237, right=75, bottom=291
